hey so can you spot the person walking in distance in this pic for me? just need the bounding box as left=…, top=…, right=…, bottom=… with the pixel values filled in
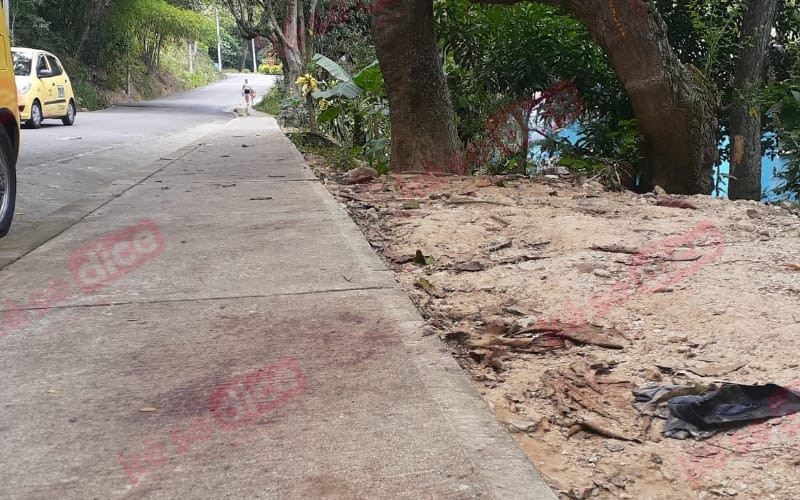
left=242, top=79, right=255, bottom=114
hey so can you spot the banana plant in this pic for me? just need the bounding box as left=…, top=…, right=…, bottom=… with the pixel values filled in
left=310, top=53, right=389, bottom=155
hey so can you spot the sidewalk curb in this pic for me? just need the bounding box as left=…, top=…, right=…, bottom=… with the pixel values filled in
left=278, top=119, right=558, bottom=499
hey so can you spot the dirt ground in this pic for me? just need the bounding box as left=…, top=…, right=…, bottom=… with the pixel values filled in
left=305, top=153, right=800, bottom=500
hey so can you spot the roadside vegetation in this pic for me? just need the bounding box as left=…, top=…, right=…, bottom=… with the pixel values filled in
left=254, top=81, right=284, bottom=115
left=12, top=0, right=796, bottom=199
left=219, top=0, right=799, bottom=201
left=10, top=0, right=224, bottom=109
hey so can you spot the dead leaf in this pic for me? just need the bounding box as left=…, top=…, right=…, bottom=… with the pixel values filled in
left=784, top=263, right=800, bottom=271
left=414, top=278, right=444, bottom=297
left=556, top=324, right=625, bottom=349
left=482, top=349, right=508, bottom=371
left=465, top=323, right=507, bottom=347
left=384, top=250, right=415, bottom=264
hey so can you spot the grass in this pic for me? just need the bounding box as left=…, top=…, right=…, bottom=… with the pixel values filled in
left=161, top=43, right=223, bottom=90
left=286, top=130, right=359, bottom=171
left=71, top=74, right=104, bottom=110
left=254, top=84, right=285, bottom=116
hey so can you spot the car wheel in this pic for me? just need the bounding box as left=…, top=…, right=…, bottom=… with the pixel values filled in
left=0, top=130, right=17, bottom=238
left=28, top=100, right=43, bottom=129
left=62, top=100, right=76, bottom=126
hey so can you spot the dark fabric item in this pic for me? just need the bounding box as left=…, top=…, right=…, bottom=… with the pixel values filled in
left=633, top=383, right=800, bottom=440
left=632, top=384, right=689, bottom=418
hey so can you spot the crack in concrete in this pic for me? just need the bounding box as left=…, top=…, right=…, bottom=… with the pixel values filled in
left=0, top=285, right=395, bottom=314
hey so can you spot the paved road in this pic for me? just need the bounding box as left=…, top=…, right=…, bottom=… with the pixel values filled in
left=0, top=114, right=555, bottom=499
left=1, top=73, right=275, bottom=268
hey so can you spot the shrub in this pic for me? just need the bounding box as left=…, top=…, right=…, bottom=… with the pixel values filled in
left=254, top=83, right=285, bottom=115
left=258, top=63, right=283, bottom=75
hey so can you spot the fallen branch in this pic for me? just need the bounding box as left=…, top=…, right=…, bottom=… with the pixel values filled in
left=556, top=324, right=625, bottom=349
left=486, top=239, right=512, bottom=252
left=337, top=192, right=373, bottom=204
left=445, top=198, right=513, bottom=207
left=489, top=214, right=511, bottom=226
left=574, top=415, right=641, bottom=442
left=590, top=244, right=639, bottom=255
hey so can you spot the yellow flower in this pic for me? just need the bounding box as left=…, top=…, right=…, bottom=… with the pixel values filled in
left=318, top=99, right=330, bottom=111
left=295, top=73, right=319, bottom=97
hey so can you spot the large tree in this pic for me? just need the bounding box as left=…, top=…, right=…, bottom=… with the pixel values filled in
left=371, top=0, right=461, bottom=173
left=479, top=0, right=719, bottom=194
left=219, top=0, right=318, bottom=86
left=727, top=0, right=781, bottom=200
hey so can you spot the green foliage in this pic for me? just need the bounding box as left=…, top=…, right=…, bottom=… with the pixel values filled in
left=685, top=0, right=745, bottom=77
left=435, top=1, right=634, bottom=175
left=259, top=63, right=284, bottom=75
left=311, top=54, right=362, bottom=99
left=764, top=82, right=800, bottom=199
left=255, top=83, right=286, bottom=115
left=359, top=137, right=390, bottom=175
left=162, top=43, right=221, bottom=89
left=10, top=0, right=217, bottom=106
left=71, top=73, right=104, bottom=110
left=309, top=54, right=390, bottom=170
left=281, top=94, right=309, bottom=128
left=313, top=1, right=376, bottom=74
left=287, top=131, right=359, bottom=171
left=321, top=146, right=360, bottom=171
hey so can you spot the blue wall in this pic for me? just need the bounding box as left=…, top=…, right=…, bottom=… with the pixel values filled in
left=530, top=125, right=793, bottom=201
left=712, top=138, right=792, bottom=201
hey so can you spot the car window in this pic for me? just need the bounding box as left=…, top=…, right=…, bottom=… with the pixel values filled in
left=12, top=51, right=32, bottom=76
left=36, top=55, right=49, bottom=75
left=46, top=55, right=63, bottom=76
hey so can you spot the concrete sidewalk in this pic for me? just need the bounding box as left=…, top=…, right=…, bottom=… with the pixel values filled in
left=0, top=116, right=556, bottom=499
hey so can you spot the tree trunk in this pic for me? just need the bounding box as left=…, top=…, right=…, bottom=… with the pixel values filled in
left=353, top=111, right=365, bottom=147
left=75, top=0, right=111, bottom=59
left=564, top=0, right=718, bottom=194
left=305, top=94, right=319, bottom=133
left=372, top=0, right=461, bottom=173
left=484, top=0, right=719, bottom=194
left=239, top=37, right=248, bottom=71
left=727, top=0, right=779, bottom=201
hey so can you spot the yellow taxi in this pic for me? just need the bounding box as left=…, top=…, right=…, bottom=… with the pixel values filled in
left=0, top=7, right=20, bottom=237
left=12, top=47, right=76, bottom=129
